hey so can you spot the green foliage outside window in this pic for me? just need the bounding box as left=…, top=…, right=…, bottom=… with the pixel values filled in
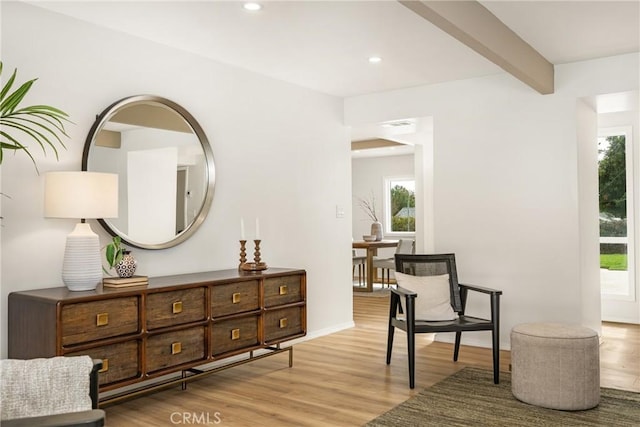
left=392, top=216, right=415, bottom=232
left=599, top=135, right=626, bottom=222
left=390, top=184, right=415, bottom=232
left=600, top=253, right=627, bottom=271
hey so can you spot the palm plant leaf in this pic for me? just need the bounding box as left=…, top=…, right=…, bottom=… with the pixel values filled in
left=0, top=80, right=36, bottom=115
left=14, top=107, right=70, bottom=134
left=0, top=130, right=37, bottom=165
left=8, top=116, right=68, bottom=146
left=0, top=61, right=71, bottom=170
left=0, top=63, right=17, bottom=101
left=1, top=120, right=62, bottom=159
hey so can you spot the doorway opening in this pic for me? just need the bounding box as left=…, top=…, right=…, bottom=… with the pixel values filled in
left=598, top=126, right=635, bottom=301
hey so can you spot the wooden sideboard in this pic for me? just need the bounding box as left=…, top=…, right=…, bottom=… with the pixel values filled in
left=8, top=268, right=306, bottom=403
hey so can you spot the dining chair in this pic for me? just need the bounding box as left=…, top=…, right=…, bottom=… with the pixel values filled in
left=352, top=249, right=366, bottom=285
left=372, top=239, right=415, bottom=287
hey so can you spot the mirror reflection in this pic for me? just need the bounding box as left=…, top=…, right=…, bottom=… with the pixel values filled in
left=83, top=95, right=215, bottom=249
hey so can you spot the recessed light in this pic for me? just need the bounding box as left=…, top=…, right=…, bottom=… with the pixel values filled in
left=382, top=120, right=414, bottom=128
left=368, top=56, right=382, bottom=64
left=243, top=2, right=262, bottom=11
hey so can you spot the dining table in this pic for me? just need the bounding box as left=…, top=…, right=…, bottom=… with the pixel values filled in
left=352, top=239, right=399, bottom=292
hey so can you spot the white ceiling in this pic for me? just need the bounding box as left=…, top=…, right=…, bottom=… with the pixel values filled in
left=27, top=0, right=640, bottom=156
left=29, top=1, right=640, bottom=98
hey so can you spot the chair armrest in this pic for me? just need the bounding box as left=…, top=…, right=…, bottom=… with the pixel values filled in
left=459, top=283, right=502, bottom=295
left=90, top=360, right=103, bottom=409
left=2, top=409, right=105, bottom=427
left=390, top=286, right=416, bottom=298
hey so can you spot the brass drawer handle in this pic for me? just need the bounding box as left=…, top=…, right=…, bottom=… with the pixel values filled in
left=98, top=359, right=109, bottom=373
left=232, top=293, right=241, bottom=304
left=279, top=318, right=288, bottom=329
left=172, top=301, right=183, bottom=314
left=96, top=313, right=109, bottom=326
left=279, top=285, right=288, bottom=295
left=171, top=342, right=182, bottom=355
left=231, top=328, right=240, bottom=340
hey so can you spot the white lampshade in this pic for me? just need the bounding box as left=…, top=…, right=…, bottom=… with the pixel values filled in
left=44, top=171, right=119, bottom=291
left=45, top=171, right=118, bottom=219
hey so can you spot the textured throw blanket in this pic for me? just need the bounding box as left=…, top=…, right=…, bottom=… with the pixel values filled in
left=0, top=355, right=93, bottom=420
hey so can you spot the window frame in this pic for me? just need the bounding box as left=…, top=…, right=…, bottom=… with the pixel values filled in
left=598, top=126, right=635, bottom=302
left=383, top=175, right=416, bottom=236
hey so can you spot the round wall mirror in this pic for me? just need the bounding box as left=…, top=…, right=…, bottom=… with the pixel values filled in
left=82, top=95, right=215, bottom=249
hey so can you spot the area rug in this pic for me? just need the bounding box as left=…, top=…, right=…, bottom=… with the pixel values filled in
left=365, top=367, right=640, bottom=426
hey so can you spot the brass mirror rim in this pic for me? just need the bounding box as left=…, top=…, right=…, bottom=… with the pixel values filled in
left=82, top=95, right=215, bottom=250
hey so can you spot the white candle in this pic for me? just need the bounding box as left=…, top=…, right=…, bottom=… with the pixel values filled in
left=240, top=217, right=245, bottom=240
left=255, top=218, right=260, bottom=240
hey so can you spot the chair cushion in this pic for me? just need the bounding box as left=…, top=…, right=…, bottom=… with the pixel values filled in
left=395, top=272, right=457, bottom=320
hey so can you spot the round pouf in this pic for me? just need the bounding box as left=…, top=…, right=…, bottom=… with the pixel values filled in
left=511, top=323, right=600, bottom=410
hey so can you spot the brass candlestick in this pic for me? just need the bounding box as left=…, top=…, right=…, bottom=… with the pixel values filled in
left=239, top=240, right=247, bottom=269
left=240, top=239, right=268, bottom=272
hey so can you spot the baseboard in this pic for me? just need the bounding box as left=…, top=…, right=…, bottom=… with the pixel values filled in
left=289, top=321, right=356, bottom=344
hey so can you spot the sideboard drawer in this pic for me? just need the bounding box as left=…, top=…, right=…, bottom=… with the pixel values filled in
left=67, top=340, right=140, bottom=387
left=146, top=326, right=206, bottom=373
left=212, top=315, right=260, bottom=357
left=211, top=280, right=259, bottom=317
left=146, top=288, right=206, bottom=330
left=264, top=306, right=304, bottom=343
left=61, top=297, right=139, bottom=346
left=264, top=275, right=303, bottom=307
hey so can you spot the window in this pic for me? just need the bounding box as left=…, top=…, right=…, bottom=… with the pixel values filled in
left=598, top=127, right=635, bottom=300
left=385, top=177, right=415, bottom=233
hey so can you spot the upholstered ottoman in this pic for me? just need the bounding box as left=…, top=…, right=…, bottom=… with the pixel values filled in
left=511, top=323, right=600, bottom=410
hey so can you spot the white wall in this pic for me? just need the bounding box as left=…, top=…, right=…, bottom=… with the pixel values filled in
left=0, top=2, right=354, bottom=357
left=345, top=53, right=640, bottom=349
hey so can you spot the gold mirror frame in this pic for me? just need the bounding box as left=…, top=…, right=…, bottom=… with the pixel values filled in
left=82, top=95, right=215, bottom=250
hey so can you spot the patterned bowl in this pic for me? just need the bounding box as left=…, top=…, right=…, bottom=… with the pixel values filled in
left=362, top=235, right=376, bottom=242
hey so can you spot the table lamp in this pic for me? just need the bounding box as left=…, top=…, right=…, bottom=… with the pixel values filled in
left=44, top=171, right=118, bottom=291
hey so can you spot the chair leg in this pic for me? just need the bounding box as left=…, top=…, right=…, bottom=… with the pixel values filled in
left=386, top=326, right=395, bottom=365
left=454, top=331, right=462, bottom=361
left=407, top=326, right=415, bottom=389
left=491, top=292, right=501, bottom=384
left=492, top=329, right=500, bottom=384
left=405, top=296, right=416, bottom=389
left=386, top=295, right=398, bottom=364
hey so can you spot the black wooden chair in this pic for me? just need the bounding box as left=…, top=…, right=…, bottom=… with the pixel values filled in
left=387, top=253, right=502, bottom=388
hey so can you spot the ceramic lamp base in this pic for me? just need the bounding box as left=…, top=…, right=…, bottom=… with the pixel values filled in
left=62, top=223, right=102, bottom=291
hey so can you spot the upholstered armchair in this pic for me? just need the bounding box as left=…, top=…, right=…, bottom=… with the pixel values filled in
left=0, top=356, right=105, bottom=426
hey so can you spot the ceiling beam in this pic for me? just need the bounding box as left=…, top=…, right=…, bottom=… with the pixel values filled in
left=399, top=0, right=554, bottom=94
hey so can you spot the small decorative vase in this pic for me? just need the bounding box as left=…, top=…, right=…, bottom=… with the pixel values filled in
left=371, top=221, right=383, bottom=241
left=115, top=251, right=137, bottom=278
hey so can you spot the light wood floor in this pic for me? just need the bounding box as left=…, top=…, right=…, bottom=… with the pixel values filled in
left=103, top=294, right=639, bottom=426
